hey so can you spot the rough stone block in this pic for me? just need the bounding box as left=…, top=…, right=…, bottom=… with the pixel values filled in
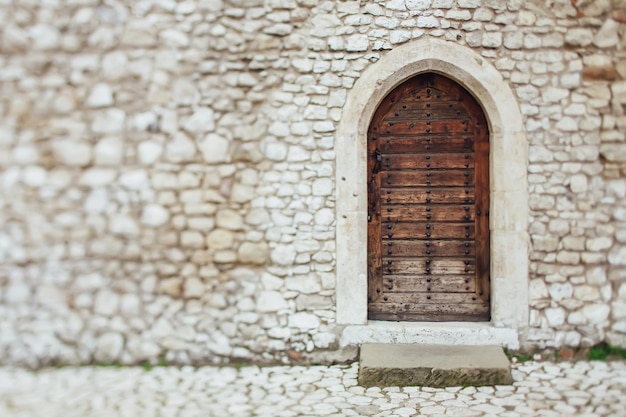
left=359, top=344, right=513, bottom=387
left=614, top=9, right=626, bottom=23
left=593, top=19, right=620, bottom=48
left=583, top=65, right=617, bottom=81
left=565, top=28, right=594, bottom=47
left=600, top=144, right=626, bottom=162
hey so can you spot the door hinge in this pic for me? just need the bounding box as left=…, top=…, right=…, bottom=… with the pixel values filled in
left=372, top=148, right=382, bottom=175
left=367, top=213, right=372, bottom=222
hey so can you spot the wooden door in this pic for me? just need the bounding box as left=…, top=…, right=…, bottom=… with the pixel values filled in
left=367, top=73, right=490, bottom=322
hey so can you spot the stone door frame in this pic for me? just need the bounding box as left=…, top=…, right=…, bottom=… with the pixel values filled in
left=336, top=39, right=529, bottom=348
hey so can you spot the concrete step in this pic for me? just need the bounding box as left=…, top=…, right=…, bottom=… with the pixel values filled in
left=358, top=343, right=513, bottom=388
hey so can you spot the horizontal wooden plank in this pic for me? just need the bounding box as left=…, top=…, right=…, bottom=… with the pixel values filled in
left=383, top=240, right=475, bottom=257
left=380, top=153, right=474, bottom=170
left=380, top=188, right=475, bottom=204
left=375, top=135, right=474, bottom=153
left=383, top=275, right=476, bottom=293
left=383, top=170, right=475, bottom=187
left=368, top=302, right=490, bottom=322
left=382, top=258, right=475, bottom=275
left=376, top=292, right=481, bottom=304
left=378, top=119, right=476, bottom=135
left=380, top=204, right=475, bottom=222
left=393, top=88, right=462, bottom=103
left=385, top=101, right=471, bottom=120
left=382, top=222, right=475, bottom=240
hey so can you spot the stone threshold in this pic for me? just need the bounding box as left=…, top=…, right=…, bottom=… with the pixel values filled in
left=341, top=321, right=521, bottom=350
left=358, top=343, right=513, bottom=388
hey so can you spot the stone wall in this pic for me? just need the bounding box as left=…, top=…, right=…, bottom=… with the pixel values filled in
left=0, top=0, right=625, bottom=367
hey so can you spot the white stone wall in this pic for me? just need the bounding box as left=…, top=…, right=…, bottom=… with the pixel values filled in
left=0, top=0, right=625, bottom=366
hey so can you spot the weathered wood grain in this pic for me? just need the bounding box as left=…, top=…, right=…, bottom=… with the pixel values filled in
left=382, top=153, right=474, bottom=170
left=384, top=275, right=477, bottom=293
left=380, top=188, right=475, bottom=204
left=383, top=240, right=475, bottom=257
left=383, top=170, right=475, bottom=187
left=367, top=73, right=490, bottom=321
left=375, top=135, right=474, bottom=153
left=381, top=222, right=475, bottom=240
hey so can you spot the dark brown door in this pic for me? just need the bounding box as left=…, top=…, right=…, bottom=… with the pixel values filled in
left=367, top=73, right=490, bottom=322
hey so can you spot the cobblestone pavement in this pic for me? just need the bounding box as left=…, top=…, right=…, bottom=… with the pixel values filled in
left=1, top=360, right=625, bottom=417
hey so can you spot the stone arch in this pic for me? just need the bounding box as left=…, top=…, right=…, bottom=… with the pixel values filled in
left=336, top=38, right=529, bottom=346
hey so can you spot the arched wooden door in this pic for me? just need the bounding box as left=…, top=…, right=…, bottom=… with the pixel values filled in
left=367, top=73, right=490, bottom=322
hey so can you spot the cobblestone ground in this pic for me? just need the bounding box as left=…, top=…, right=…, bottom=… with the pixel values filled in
left=1, top=361, right=625, bottom=417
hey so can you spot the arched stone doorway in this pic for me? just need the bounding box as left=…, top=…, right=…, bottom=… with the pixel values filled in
left=336, top=39, right=529, bottom=348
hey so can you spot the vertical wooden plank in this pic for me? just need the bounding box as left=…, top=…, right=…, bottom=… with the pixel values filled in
left=474, top=114, right=491, bottom=309
left=367, top=122, right=383, bottom=304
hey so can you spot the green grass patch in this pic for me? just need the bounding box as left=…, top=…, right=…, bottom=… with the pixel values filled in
left=512, top=354, right=532, bottom=363
left=139, top=356, right=168, bottom=371
left=587, top=344, right=626, bottom=361
left=96, top=362, right=122, bottom=368
left=503, top=347, right=533, bottom=363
